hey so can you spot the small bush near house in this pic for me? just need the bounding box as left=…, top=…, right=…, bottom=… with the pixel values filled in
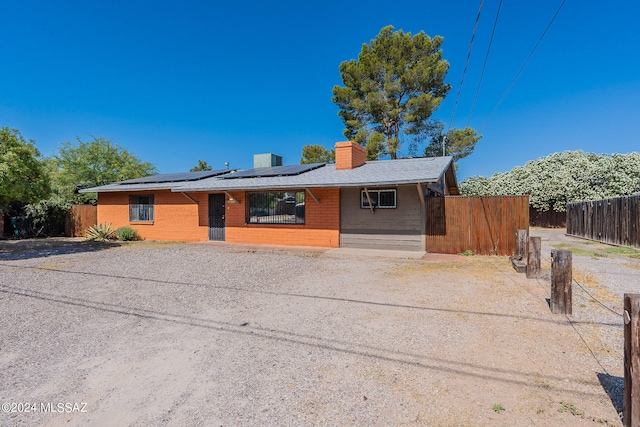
left=85, top=223, right=117, bottom=241
left=116, top=226, right=140, bottom=241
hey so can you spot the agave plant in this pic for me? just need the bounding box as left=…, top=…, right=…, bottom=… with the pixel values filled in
left=85, top=223, right=117, bottom=241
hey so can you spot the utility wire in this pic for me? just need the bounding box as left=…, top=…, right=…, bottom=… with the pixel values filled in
left=448, top=0, right=484, bottom=131
left=480, top=0, right=567, bottom=130
left=468, top=0, right=503, bottom=126
left=540, top=254, right=623, bottom=317
left=565, top=313, right=611, bottom=376
left=533, top=254, right=615, bottom=375
left=572, top=279, right=624, bottom=317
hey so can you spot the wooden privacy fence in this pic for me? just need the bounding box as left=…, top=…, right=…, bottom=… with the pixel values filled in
left=530, top=207, right=566, bottom=228
left=425, top=196, right=529, bottom=255
left=567, top=195, right=640, bottom=247
left=65, top=205, right=97, bottom=237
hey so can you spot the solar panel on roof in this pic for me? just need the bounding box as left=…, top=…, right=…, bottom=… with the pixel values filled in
left=117, top=170, right=231, bottom=185
left=220, top=163, right=325, bottom=179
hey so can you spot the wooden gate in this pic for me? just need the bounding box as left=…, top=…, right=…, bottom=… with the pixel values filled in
left=425, top=196, right=529, bottom=255
left=208, top=194, right=225, bottom=241
left=65, top=205, right=98, bottom=237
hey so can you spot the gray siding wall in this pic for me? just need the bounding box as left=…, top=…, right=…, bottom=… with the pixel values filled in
left=340, top=185, right=424, bottom=251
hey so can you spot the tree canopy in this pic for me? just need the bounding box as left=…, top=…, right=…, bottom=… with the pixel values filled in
left=300, top=144, right=335, bottom=164
left=50, top=136, right=157, bottom=204
left=332, top=26, right=451, bottom=160
left=0, top=127, right=50, bottom=211
left=460, top=151, right=640, bottom=211
left=424, top=126, right=482, bottom=164
left=190, top=160, right=213, bottom=172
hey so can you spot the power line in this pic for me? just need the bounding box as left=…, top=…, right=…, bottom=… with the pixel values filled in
left=480, top=0, right=567, bottom=130
left=468, top=0, right=503, bottom=126
left=540, top=254, right=623, bottom=317
left=448, top=0, right=484, bottom=131
left=573, top=278, right=624, bottom=317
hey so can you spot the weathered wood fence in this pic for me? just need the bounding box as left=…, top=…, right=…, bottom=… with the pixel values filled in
left=65, top=205, right=97, bottom=237
left=567, top=195, right=640, bottom=247
left=530, top=207, right=566, bottom=228
left=425, top=196, right=529, bottom=255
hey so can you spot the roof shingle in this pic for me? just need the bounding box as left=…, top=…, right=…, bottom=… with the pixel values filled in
left=80, top=156, right=455, bottom=193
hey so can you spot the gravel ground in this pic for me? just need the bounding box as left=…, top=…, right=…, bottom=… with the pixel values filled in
left=0, top=234, right=631, bottom=426
left=532, top=228, right=639, bottom=420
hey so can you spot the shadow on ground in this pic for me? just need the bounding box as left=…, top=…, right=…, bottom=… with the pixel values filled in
left=0, top=239, right=121, bottom=261
left=598, top=372, right=623, bottom=420
left=0, top=282, right=618, bottom=398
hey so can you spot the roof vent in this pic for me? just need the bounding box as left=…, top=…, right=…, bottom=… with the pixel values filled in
left=254, top=153, right=283, bottom=169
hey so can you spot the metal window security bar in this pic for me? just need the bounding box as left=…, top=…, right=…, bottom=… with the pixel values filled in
left=247, top=191, right=305, bottom=224
left=361, top=189, right=396, bottom=209
left=129, top=195, right=154, bottom=221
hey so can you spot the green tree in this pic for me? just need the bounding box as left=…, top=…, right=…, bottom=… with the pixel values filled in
left=50, top=136, right=157, bottom=205
left=0, top=127, right=50, bottom=211
left=190, top=159, right=213, bottom=172
left=332, top=25, right=451, bottom=160
left=300, top=144, right=335, bottom=164
left=424, top=126, right=482, bottom=163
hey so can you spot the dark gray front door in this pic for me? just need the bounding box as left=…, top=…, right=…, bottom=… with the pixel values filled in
left=208, top=194, right=225, bottom=241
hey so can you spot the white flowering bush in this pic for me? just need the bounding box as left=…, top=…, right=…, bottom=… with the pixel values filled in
left=459, top=151, right=640, bottom=211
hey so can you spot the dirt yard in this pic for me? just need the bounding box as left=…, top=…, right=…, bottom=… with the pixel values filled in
left=0, top=231, right=631, bottom=426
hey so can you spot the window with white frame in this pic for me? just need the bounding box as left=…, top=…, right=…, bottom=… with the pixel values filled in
left=361, top=189, right=396, bottom=209
left=129, top=195, right=154, bottom=221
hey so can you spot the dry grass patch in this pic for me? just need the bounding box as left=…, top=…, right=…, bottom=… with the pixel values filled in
left=573, top=270, right=598, bottom=287
left=37, top=261, right=73, bottom=270
left=403, top=256, right=504, bottom=280
left=573, top=270, right=619, bottom=304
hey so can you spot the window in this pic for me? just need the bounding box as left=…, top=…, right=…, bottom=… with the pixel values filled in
left=361, top=189, right=396, bottom=209
left=129, top=195, right=154, bottom=221
left=247, top=191, right=305, bottom=224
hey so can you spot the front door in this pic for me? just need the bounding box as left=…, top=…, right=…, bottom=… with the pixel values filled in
left=208, top=194, right=225, bottom=241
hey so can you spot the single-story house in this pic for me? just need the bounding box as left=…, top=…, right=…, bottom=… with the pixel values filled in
left=82, top=141, right=459, bottom=251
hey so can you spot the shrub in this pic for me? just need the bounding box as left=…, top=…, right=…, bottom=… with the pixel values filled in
left=85, top=223, right=117, bottom=241
left=23, top=200, right=69, bottom=237
left=116, top=226, right=140, bottom=241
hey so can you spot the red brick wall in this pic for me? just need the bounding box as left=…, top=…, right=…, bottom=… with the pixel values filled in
left=97, top=190, right=208, bottom=241
left=225, top=188, right=340, bottom=247
left=335, top=141, right=366, bottom=170
left=97, top=187, right=340, bottom=246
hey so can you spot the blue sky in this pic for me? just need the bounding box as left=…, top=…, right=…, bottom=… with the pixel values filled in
left=2, top=0, right=639, bottom=181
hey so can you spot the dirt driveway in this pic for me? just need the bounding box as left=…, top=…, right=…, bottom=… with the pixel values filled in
left=0, top=233, right=631, bottom=426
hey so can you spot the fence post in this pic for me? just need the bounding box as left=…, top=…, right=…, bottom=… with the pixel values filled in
left=517, top=229, right=528, bottom=259
left=550, top=250, right=572, bottom=315
left=624, top=293, right=640, bottom=427
left=526, top=237, right=541, bottom=279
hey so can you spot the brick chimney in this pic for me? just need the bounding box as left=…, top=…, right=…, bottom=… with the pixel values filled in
left=335, top=141, right=366, bottom=170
